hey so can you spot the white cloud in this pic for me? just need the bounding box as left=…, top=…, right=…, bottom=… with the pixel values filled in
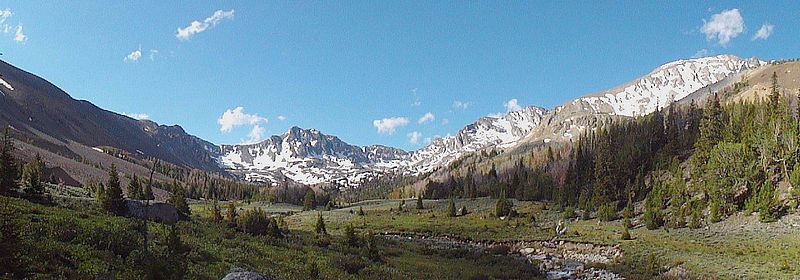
left=752, top=23, right=774, bottom=41
left=410, top=88, right=421, bottom=106
left=149, top=49, right=159, bottom=60
left=407, top=131, right=422, bottom=145
left=504, top=98, right=522, bottom=112
left=452, top=100, right=470, bottom=110
left=124, top=46, right=142, bottom=63
left=217, top=106, right=268, bottom=133
left=122, top=112, right=150, bottom=120
left=277, top=115, right=287, bottom=121
left=441, top=118, right=449, bottom=125
left=700, top=9, right=744, bottom=46
left=691, top=48, right=713, bottom=58
left=417, top=112, right=435, bottom=124
left=0, top=9, right=12, bottom=25
left=13, top=24, right=25, bottom=42
left=372, top=117, right=409, bottom=134
left=245, top=124, right=265, bottom=144
left=176, top=9, right=235, bottom=40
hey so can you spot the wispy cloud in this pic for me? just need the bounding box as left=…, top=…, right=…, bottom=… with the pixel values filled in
left=148, top=49, right=159, bottom=60
left=12, top=24, right=24, bottom=42
left=176, top=9, right=235, bottom=40
left=752, top=23, right=774, bottom=41
left=417, top=112, right=435, bottom=124
left=700, top=8, right=744, bottom=46
left=504, top=98, right=522, bottom=112
left=410, top=88, right=421, bottom=106
left=441, top=118, right=449, bottom=125
left=0, top=9, right=27, bottom=43
left=407, top=131, right=422, bottom=145
left=373, top=117, right=409, bottom=134
left=691, top=48, right=713, bottom=58
left=452, top=100, right=470, bottom=110
left=245, top=124, right=265, bottom=144
left=277, top=115, right=287, bottom=121
left=124, top=46, right=142, bottom=63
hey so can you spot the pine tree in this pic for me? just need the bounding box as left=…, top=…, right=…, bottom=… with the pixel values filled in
left=770, top=71, right=780, bottom=107
left=696, top=93, right=724, bottom=158
left=344, top=223, right=358, bottom=247
left=211, top=200, right=223, bottom=223
left=621, top=225, right=631, bottom=240
left=416, top=194, right=424, bottom=209
left=314, top=212, right=327, bottom=235
left=447, top=197, right=457, bottom=217
left=303, top=189, right=316, bottom=211
left=0, top=198, right=22, bottom=276
left=104, top=164, right=126, bottom=215
left=225, top=202, right=237, bottom=225
left=128, top=173, right=142, bottom=199
left=0, top=127, right=18, bottom=195
left=22, top=153, right=45, bottom=196
left=168, top=180, right=190, bottom=216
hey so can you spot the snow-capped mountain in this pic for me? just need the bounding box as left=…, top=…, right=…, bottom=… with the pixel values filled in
left=219, top=127, right=411, bottom=186
left=408, top=106, right=548, bottom=173
left=219, top=55, right=765, bottom=186
left=522, top=55, right=765, bottom=144
left=218, top=107, right=548, bottom=184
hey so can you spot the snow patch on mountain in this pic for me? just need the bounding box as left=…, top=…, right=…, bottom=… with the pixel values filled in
left=578, top=55, right=764, bottom=117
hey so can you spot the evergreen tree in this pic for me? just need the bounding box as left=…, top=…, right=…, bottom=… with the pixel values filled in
left=770, top=71, right=780, bottom=107
left=21, top=154, right=45, bottom=196
left=621, top=225, right=631, bottom=240
left=303, top=189, right=316, bottom=210
left=447, top=197, right=457, bottom=217
left=104, top=164, right=126, bottom=215
left=128, top=173, right=142, bottom=199
left=416, top=194, right=424, bottom=209
left=225, top=202, right=237, bottom=226
left=142, top=182, right=154, bottom=201
left=495, top=190, right=513, bottom=217
left=314, top=212, right=327, bottom=235
left=0, top=127, right=18, bottom=195
left=694, top=93, right=723, bottom=165
left=167, top=180, right=190, bottom=216
left=344, top=223, right=358, bottom=247
left=211, top=200, right=223, bottom=223
left=0, top=198, right=23, bottom=276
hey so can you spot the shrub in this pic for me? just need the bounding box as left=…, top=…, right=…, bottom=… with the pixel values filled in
left=598, top=203, right=616, bottom=222
left=237, top=208, right=281, bottom=237
left=334, top=254, right=368, bottom=274
left=621, top=225, right=631, bottom=240
left=562, top=207, right=576, bottom=219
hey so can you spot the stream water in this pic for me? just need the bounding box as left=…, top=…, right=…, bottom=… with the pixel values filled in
left=380, top=233, right=624, bottom=280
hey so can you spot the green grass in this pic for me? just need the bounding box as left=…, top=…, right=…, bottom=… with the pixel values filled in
left=4, top=196, right=543, bottom=279
left=200, top=198, right=800, bottom=279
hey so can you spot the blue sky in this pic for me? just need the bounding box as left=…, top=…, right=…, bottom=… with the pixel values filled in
left=0, top=1, right=797, bottom=150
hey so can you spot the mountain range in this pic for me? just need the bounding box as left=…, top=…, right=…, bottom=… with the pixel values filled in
left=0, top=54, right=768, bottom=188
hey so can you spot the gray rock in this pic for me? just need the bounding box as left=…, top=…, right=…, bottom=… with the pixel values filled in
left=125, top=199, right=182, bottom=224
left=221, top=270, right=273, bottom=280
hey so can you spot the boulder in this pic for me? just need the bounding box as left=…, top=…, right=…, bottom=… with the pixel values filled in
left=125, top=200, right=182, bottom=224
left=222, top=270, right=273, bottom=280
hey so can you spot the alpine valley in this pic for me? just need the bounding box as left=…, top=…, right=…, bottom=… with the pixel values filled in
left=214, top=55, right=765, bottom=187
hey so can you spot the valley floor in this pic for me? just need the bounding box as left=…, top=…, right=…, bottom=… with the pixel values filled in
left=234, top=197, right=800, bottom=279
